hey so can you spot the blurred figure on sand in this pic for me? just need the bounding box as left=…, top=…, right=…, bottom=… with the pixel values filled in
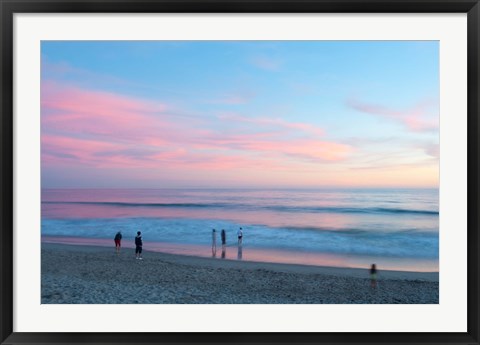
left=370, top=264, right=377, bottom=288
left=135, top=231, right=143, bottom=260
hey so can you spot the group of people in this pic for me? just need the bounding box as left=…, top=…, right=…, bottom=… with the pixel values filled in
left=114, top=227, right=245, bottom=260
left=211, top=228, right=243, bottom=258
left=114, top=231, right=143, bottom=260
left=113, top=228, right=378, bottom=288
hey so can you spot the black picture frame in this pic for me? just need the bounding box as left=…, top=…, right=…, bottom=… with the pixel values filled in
left=1, top=0, right=479, bottom=344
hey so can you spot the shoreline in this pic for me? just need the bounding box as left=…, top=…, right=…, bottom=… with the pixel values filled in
left=42, top=235, right=439, bottom=274
left=42, top=242, right=439, bottom=281
left=42, top=242, right=439, bottom=304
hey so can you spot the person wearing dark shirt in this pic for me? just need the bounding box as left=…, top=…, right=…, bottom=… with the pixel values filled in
left=135, top=231, right=143, bottom=260
left=221, top=229, right=226, bottom=259
left=114, top=231, right=122, bottom=255
left=221, top=229, right=226, bottom=247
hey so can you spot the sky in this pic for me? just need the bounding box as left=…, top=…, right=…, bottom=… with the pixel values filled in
left=41, top=41, right=439, bottom=189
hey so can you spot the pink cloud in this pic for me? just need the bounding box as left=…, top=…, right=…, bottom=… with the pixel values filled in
left=41, top=81, right=203, bottom=146
left=42, top=134, right=121, bottom=165
left=42, top=81, right=167, bottom=137
left=218, top=113, right=325, bottom=137
left=43, top=134, right=184, bottom=169
left=239, top=139, right=352, bottom=162
left=42, top=81, right=353, bottom=181
left=191, top=135, right=351, bottom=163
left=347, top=98, right=438, bottom=132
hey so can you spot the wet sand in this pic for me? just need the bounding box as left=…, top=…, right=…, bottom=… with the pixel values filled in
left=41, top=243, right=439, bottom=304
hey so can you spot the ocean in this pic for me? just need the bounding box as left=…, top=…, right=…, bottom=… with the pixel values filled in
left=41, top=188, right=439, bottom=272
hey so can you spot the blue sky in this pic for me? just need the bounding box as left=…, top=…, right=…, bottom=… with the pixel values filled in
left=41, top=41, right=439, bottom=188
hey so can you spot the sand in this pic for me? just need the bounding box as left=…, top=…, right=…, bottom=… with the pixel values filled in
left=41, top=243, right=439, bottom=304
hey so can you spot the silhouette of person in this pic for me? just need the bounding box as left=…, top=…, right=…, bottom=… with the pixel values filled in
left=221, top=229, right=226, bottom=259
left=221, top=229, right=226, bottom=248
left=135, top=231, right=143, bottom=260
left=237, top=227, right=243, bottom=246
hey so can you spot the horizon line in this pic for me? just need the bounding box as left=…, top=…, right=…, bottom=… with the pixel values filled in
left=41, top=186, right=439, bottom=190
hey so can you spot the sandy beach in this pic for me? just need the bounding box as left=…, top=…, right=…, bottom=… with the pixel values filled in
left=41, top=243, right=438, bottom=304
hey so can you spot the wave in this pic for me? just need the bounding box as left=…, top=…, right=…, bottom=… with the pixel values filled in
left=266, top=205, right=438, bottom=215
left=42, top=201, right=439, bottom=216
left=41, top=217, right=439, bottom=259
left=283, top=226, right=436, bottom=235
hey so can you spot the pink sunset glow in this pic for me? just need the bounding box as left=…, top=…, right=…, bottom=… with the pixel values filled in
left=218, top=113, right=326, bottom=137
left=41, top=38, right=439, bottom=190
left=42, top=81, right=170, bottom=140
left=41, top=81, right=372, bottom=187
left=347, top=98, right=438, bottom=132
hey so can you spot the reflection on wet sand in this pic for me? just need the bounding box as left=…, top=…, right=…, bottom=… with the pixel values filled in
left=42, top=235, right=439, bottom=272
left=237, top=244, right=243, bottom=260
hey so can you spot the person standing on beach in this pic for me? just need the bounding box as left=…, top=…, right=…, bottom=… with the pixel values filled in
left=114, top=231, right=122, bottom=255
left=221, top=229, right=226, bottom=248
left=212, top=229, right=217, bottom=257
left=237, top=227, right=243, bottom=246
left=135, top=231, right=143, bottom=260
left=221, top=229, right=226, bottom=259
left=370, top=264, right=377, bottom=288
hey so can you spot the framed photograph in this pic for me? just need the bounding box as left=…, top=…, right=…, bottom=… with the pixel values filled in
left=1, top=1, right=479, bottom=344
